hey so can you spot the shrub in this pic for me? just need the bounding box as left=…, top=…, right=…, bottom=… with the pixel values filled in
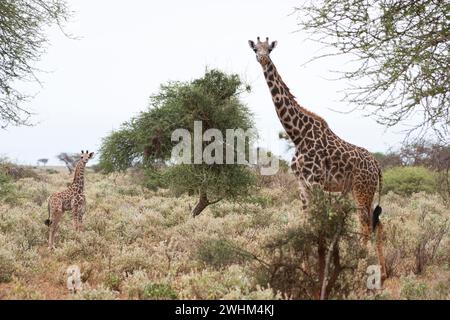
left=121, top=270, right=150, bottom=299
left=383, top=193, right=450, bottom=276
left=73, top=286, right=118, bottom=300
left=104, top=273, right=122, bottom=291
left=30, top=185, right=49, bottom=206
left=400, top=277, right=428, bottom=300
left=0, top=248, right=15, bottom=283
left=196, top=238, right=249, bottom=268
left=55, top=231, right=109, bottom=261
left=178, top=266, right=254, bottom=299
left=256, top=189, right=362, bottom=300
left=0, top=171, right=16, bottom=205
left=111, top=247, right=151, bottom=275
left=382, top=166, right=436, bottom=196
left=141, top=283, right=178, bottom=300
left=144, top=169, right=167, bottom=191
left=0, top=160, right=39, bottom=181
left=10, top=212, right=46, bottom=252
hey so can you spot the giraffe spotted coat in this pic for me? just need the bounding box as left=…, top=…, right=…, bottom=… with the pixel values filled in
left=249, top=37, right=386, bottom=279
left=46, top=150, right=94, bottom=249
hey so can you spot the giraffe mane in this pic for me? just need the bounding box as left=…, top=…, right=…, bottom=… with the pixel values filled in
left=298, top=104, right=329, bottom=128
left=277, top=76, right=330, bottom=128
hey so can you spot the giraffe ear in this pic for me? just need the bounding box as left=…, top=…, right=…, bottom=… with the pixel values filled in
left=248, top=40, right=256, bottom=50
left=269, top=41, right=277, bottom=52
left=88, top=152, right=94, bottom=159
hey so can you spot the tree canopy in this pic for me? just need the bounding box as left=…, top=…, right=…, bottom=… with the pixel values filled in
left=0, top=0, right=70, bottom=128
left=296, top=0, right=449, bottom=142
left=99, top=69, right=257, bottom=216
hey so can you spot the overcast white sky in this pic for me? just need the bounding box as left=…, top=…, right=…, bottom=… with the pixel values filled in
left=1, top=0, right=404, bottom=166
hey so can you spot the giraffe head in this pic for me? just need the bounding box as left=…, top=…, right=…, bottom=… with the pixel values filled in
left=79, top=150, right=94, bottom=164
left=248, top=37, right=277, bottom=66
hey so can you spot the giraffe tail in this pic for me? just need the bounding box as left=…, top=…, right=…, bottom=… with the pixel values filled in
left=372, top=205, right=382, bottom=231
left=44, top=202, right=52, bottom=226
left=372, top=169, right=383, bottom=231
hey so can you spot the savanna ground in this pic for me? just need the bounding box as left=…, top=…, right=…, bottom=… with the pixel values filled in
left=0, top=166, right=449, bottom=300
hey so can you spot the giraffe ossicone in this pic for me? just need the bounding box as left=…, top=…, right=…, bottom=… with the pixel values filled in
left=249, top=37, right=387, bottom=280
left=46, top=150, right=94, bottom=249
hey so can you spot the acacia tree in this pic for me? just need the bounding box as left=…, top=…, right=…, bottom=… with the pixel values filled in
left=99, top=69, right=257, bottom=216
left=295, top=0, right=449, bottom=142
left=37, top=158, right=48, bottom=166
left=0, top=0, right=70, bottom=128
left=56, top=152, right=78, bottom=173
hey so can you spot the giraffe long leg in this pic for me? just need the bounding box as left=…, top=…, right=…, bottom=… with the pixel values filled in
left=298, top=180, right=310, bottom=210
left=72, top=198, right=86, bottom=232
left=356, top=206, right=370, bottom=246
left=72, top=208, right=83, bottom=232
left=72, top=209, right=79, bottom=232
left=77, top=200, right=86, bottom=232
left=375, top=221, right=387, bottom=280
left=352, top=187, right=372, bottom=247
left=48, top=209, right=63, bottom=249
left=353, top=184, right=387, bottom=282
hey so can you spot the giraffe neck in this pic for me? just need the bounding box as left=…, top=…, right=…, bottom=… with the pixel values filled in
left=71, top=160, right=86, bottom=192
left=261, top=58, right=320, bottom=149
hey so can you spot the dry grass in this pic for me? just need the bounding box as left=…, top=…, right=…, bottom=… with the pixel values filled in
left=0, top=168, right=449, bottom=300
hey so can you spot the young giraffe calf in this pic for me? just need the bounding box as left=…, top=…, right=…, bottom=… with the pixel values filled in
left=45, top=150, right=94, bottom=249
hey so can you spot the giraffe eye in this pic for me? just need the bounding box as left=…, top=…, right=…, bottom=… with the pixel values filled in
left=253, top=49, right=257, bottom=53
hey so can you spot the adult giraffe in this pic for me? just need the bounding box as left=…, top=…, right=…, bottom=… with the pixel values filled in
left=249, top=37, right=386, bottom=280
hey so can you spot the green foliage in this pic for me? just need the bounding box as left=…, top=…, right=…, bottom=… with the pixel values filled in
left=0, top=171, right=16, bottom=205
left=246, top=194, right=274, bottom=208
left=400, top=277, right=428, bottom=300
left=99, top=69, right=257, bottom=214
left=104, top=273, right=121, bottom=291
left=98, top=129, right=139, bottom=173
left=372, top=152, right=386, bottom=164
left=144, top=169, right=167, bottom=191
left=164, top=164, right=257, bottom=204
left=141, top=282, right=178, bottom=300
left=99, top=69, right=253, bottom=171
left=382, top=166, right=436, bottom=196
left=196, top=238, right=249, bottom=269
left=259, top=189, right=361, bottom=299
